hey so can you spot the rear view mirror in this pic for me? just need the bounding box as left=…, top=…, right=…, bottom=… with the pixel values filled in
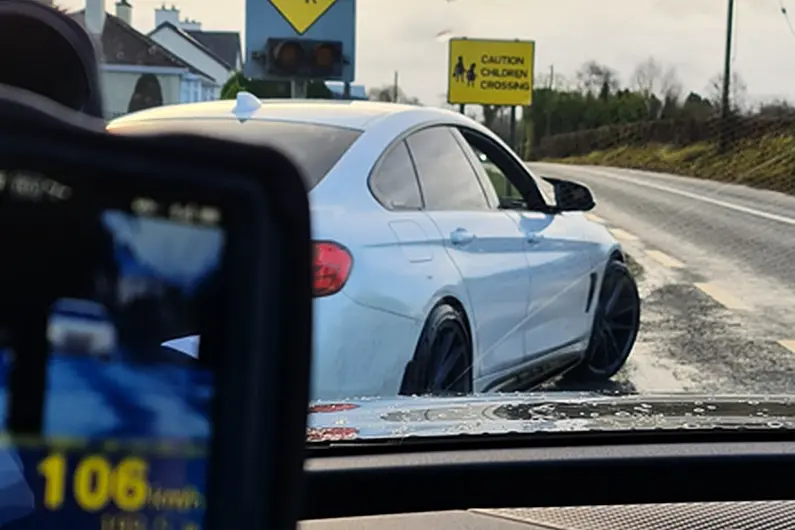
left=542, top=176, right=596, bottom=212
left=0, top=0, right=104, bottom=118
left=0, top=86, right=312, bottom=530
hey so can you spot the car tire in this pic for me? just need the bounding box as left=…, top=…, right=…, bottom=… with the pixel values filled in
left=564, top=259, right=641, bottom=383
left=399, top=303, right=473, bottom=396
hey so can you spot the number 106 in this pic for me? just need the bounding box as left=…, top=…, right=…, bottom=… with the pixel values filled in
left=38, top=454, right=150, bottom=512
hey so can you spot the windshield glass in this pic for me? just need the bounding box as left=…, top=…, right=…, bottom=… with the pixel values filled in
left=58, top=0, right=795, bottom=444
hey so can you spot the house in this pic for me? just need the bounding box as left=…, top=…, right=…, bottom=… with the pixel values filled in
left=72, top=0, right=220, bottom=119
left=148, top=5, right=242, bottom=94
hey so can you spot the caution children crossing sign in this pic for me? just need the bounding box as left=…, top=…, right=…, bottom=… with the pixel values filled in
left=447, top=38, right=535, bottom=106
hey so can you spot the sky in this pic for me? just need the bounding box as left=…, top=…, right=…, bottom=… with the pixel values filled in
left=59, top=0, right=795, bottom=107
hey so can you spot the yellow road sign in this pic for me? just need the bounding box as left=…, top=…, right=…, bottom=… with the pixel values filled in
left=270, top=0, right=337, bottom=35
left=448, top=38, right=535, bottom=106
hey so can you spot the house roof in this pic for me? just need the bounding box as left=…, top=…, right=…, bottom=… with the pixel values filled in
left=69, top=10, right=213, bottom=80
left=148, top=22, right=233, bottom=72
left=185, top=30, right=241, bottom=70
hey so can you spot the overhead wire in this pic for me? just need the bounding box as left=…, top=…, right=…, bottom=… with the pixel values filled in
left=779, top=0, right=795, bottom=36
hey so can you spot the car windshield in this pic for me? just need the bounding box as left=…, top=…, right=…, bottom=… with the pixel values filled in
left=46, top=0, right=795, bottom=446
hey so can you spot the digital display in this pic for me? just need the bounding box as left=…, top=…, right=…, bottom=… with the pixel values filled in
left=0, top=170, right=224, bottom=530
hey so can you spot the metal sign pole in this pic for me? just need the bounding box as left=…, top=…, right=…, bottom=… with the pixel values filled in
left=290, top=79, right=308, bottom=99
left=506, top=105, right=516, bottom=196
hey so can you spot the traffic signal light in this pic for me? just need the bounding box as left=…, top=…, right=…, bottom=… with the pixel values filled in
left=265, top=38, right=344, bottom=80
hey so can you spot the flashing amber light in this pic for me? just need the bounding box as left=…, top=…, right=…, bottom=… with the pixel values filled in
left=313, top=44, right=336, bottom=71
left=274, top=41, right=303, bottom=70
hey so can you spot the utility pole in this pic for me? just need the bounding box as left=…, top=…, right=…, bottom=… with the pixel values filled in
left=393, top=71, right=399, bottom=103
left=548, top=64, right=554, bottom=90
left=719, top=0, right=735, bottom=152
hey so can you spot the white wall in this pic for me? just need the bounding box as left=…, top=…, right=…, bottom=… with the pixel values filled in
left=102, top=68, right=181, bottom=118
left=150, top=26, right=231, bottom=87
left=179, top=75, right=220, bottom=103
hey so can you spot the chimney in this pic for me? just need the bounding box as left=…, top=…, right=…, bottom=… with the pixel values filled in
left=154, top=2, right=179, bottom=28
left=180, top=17, right=201, bottom=30
left=115, top=0, right=131, bottom=24
left=85, top=0, right=106, bottom=36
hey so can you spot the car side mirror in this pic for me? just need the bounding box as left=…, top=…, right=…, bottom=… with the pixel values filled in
left=541, top=176, right=595, bottom=212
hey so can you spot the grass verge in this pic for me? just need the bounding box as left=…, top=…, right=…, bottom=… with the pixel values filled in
left=544, top=134, right=795, bottom=195
left=625, top=253, right=644, bottom=280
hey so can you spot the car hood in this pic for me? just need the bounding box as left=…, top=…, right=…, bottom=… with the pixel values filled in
left=307, top=392, right=795, bottom=442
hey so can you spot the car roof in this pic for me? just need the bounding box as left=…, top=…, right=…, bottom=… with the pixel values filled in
left=108, top=97, right=480, bottom=133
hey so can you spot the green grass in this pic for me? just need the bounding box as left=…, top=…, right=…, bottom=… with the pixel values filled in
left=485, top=162, right=524, bottom=199
left=544, top=134, right=795, bottom=195
left=625, top=253, right=644, bottom=280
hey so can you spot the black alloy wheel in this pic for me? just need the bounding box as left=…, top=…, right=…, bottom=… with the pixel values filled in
left=567, top=260, right=641, bottom=382
left=400, top=304, right=473, bottom=396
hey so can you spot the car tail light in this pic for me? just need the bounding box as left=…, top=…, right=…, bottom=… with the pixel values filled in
left=309, top=403, right=360, bottom=414
left=306, top=427, right=359, bottom=442
left=313, top=241, right=352, bottom=297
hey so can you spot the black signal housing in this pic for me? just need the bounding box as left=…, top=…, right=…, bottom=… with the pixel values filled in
left=265, top=38, right=344, bottom=80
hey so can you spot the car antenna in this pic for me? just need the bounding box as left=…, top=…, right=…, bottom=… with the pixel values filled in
left=233, top=91, right=261, bottom=123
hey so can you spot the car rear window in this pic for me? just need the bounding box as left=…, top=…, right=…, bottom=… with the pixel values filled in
left=109, top=119, right=362, bottom=190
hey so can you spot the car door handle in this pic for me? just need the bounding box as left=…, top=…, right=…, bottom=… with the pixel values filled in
left=450, top=228, right=476, bottom=246
left=526, top=233, right=543, bottom=244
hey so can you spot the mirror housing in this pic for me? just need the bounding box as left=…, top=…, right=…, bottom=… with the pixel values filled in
left=0, top=0, right=105, bottom=118
left=542, top=176, right=596, bottom=212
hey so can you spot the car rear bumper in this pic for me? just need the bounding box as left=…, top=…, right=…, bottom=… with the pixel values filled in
left=311, top=292, right=422, bottom=401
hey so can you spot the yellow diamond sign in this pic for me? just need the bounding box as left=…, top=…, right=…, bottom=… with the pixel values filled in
left=270, top=0, right=337, bottom=35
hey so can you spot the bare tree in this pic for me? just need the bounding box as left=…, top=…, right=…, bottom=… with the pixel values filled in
left=706, top=72, right=748, bottom=113
left=437, top=94, right=458, bottom=111
left=575, top=61, right=619, bottom=94
left=631, top=56, right=663, bottom=99
left=368, top=85, right=421, bottom=105
left=660, top=66, right=683, bottom=102
left=481, top=105, right=503, bottom=128
left=534, top=72, right=569, bottom=91
left=757, top=99, right=795, bottom=117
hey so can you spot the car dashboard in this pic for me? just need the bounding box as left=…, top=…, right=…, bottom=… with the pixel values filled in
left=301, top=502, right=795, bottom=529
left=301, top=432, right=795, bottom=529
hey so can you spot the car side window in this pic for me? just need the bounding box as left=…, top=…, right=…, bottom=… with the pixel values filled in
left=405, top=127, right=490, bottom=211
left=457, top=129, right=551, bottom=211
left=370, top=141, right=423, bottom=210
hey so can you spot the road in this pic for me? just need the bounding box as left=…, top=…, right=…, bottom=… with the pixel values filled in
left=531, top=162, right=795, bottom=395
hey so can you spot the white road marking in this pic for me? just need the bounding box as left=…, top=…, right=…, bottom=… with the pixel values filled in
left=609, top=228, right=639, bottom=242
left=581, top=166, right=795, bottom=226
left=694, top=282, right=750, bottom=311
left=645, top=250, right=685, bottom=269
left=778, top=340, right=795, bottom=354
left=584, top=213, right=606, bottom=224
